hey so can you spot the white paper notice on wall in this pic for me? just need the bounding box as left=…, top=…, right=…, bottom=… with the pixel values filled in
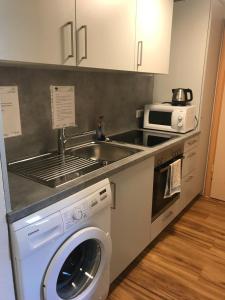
left=50, top=85, right=76, bottom=129
left=0, top=86, right=22, bottom=138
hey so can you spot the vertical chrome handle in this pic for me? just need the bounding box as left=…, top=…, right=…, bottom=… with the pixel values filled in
left=110, top=182, right=117, bottom=210
left=66, top=21, right=74, bottom=59
left=83, top=25, right=88, bottom=60
left=137, top=41, right=143, bottom=68
left=76, top=25, right=88, bottom=65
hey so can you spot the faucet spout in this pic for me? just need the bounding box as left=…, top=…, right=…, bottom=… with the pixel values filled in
left=58, top=128, right=67, bottom=155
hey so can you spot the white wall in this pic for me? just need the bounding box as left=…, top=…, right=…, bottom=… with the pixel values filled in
left=153, top=0, right=211, bottom=116
left=200, top=0, right=225, bottom=190
left=153, top=0, right=225, bottom=194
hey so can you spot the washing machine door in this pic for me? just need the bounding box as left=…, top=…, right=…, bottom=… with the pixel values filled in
left=43, top=227, right=111, bottom=300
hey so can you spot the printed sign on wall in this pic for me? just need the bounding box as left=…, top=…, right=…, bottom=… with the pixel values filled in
left=50, top=85, right=76, bottom=129
left=0, top=86, right=22, bottom=138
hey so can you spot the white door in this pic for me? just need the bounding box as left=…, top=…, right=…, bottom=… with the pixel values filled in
left=75, top=0, right=136, bottom=71
left=110, top=157, right=154, bottom=282
left=211, top=87, right=225, bottom=201
left=135, top=0, right=173, bottom=73
left=0, top=0, right=76, bottom=65
left=43, top=227, right=111, bottom=300
left=0, top=159, right=16, bottom=300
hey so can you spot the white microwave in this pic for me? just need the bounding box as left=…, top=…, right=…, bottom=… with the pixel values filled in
left=144, top=103, right=196, bottom=133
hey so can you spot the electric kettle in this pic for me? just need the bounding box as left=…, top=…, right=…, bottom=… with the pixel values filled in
left=172, top=88, right=193, bottom=106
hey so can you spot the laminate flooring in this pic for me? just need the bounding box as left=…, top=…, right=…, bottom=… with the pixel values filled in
left=107, top=197, right=225, bottom=300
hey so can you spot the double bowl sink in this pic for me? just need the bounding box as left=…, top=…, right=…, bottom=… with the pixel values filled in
left=8, top=142, right=141, bottom=187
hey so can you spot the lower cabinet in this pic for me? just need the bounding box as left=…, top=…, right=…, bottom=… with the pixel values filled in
left=179, top=171, right=199, bottom=212
left=110, top=157, right=154, bottom=282
left=178, top=135, right=202, bottom=214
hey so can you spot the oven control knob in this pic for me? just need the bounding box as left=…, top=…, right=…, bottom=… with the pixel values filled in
left=178, top=115, right=183, bottom=121
left=178, top=121, right=183, bottom=128
left=72, top=208, right=83, bottom=221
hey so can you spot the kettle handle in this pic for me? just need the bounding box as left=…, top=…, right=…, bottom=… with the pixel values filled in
left=185, top=89, right=193, bottom=101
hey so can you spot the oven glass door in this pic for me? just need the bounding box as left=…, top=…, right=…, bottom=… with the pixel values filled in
left=152, top=159, right=181, bottom=221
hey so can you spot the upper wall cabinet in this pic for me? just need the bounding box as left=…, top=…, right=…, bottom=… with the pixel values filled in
left=0, top=0, right=76, bottom=66
left=0, top=0, right=173, bottom=73
left=75, top=0, right=136, bottom=71
left=135, top=0, right=173, bottom=74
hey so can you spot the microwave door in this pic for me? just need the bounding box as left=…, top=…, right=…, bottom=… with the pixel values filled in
left=145, top=110, right=175, bottom=132
left=149, top=111, right=172, bottom=126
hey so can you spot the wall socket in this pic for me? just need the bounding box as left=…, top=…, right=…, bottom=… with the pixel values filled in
left=136, top=109, right=144, bottom=118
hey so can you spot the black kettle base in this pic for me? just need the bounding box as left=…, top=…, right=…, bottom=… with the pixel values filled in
left=172, top=101, right=190, bottom=106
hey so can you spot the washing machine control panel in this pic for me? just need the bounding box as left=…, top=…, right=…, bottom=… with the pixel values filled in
left=61, top=187, right=110, bottom=231
left=61, top=203, right=88, bottom=231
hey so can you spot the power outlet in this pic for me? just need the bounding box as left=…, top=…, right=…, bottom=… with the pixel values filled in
left=136, top=109, right=144, bottom=118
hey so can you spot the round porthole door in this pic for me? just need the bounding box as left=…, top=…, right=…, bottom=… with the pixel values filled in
left=43, top=227, right=111, bottom=300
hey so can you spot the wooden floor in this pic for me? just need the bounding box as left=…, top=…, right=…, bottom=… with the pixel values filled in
left=107, top=197, right=225, bottom=300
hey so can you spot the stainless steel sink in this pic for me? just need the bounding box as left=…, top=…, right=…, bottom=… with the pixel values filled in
left=67, top=142, right=141, bottom=165
left=8, top=142, right=142, bottom=187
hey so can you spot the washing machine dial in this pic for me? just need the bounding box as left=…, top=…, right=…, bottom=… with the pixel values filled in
left=72, top=208, right=83, bottom=221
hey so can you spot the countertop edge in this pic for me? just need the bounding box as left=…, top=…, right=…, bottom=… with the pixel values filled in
left=7, top=130, right=200, bottom=223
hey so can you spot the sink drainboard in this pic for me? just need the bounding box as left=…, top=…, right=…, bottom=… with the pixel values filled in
left=8, top=153, right=102, bottom=187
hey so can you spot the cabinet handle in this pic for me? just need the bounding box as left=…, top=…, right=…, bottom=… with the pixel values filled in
left=163, top=210, right=173, bottom=221
left=65, top=21, right=74, bottom=59
left=137, top=41, right=143, bottom=68
left=185, top=175, right=194, bottom=183
left=187, top=152, right=196, bottom=159
left=110, top=182, right=117, bottom=210
left=188, top=139, right=197, bottom=146
left=76, top=25, right=88, bottom=65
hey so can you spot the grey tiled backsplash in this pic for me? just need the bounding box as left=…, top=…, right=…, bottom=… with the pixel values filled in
left=1, top=66, right=153, bottom=161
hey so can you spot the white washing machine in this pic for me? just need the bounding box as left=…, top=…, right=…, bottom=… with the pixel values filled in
left=10, top=179, right=112, bottom=300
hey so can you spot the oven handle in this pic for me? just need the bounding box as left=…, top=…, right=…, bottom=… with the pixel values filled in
left=159, top=165, right=170, bottom=173
left=156, top=155, right=185, bottom=173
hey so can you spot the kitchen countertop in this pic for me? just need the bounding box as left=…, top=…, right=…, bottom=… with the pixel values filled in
left=7, top=130, right=200, bottom=223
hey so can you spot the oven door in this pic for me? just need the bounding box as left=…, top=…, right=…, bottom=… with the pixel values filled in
left=152, top=158, right=182, bottom=221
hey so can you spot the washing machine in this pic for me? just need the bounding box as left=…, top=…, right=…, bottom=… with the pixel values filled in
left=10, top=178, right=112, bottom=300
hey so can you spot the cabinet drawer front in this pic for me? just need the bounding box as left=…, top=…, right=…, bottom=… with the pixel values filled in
left=184, top=136, right=199, bottom=153
left=182, top=149, right=198, bottom=177
left=151, top=201, right=178, bottom=242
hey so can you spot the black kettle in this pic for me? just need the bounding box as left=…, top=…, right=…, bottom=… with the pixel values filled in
left=172, top=88, right=193, bottom=106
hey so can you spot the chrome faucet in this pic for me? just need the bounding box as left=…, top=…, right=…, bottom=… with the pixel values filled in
left=58, top=128, right=67, bottom=155
left=57, top=129, right=97, bottom=155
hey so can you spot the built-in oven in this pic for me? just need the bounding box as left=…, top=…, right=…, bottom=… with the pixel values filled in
left=152, top=144, right=184, bottom=222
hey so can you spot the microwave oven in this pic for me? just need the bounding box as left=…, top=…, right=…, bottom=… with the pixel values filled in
left=144, top=103, right=196, bottom=133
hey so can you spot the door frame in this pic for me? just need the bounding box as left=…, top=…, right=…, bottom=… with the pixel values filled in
left=204, top=26, right=225, bottom=197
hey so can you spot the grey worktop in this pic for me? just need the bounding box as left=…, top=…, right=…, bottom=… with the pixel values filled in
left=7, top=130, right=200, bottom=223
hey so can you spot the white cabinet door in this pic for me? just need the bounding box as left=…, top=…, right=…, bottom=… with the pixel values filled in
left=136, top=0, right=173, bottom=73
left=0, top=162, right=15, bottom=299
left=0, top=0, right=76, bottom=65
left=75, top=0, right=136, bottom=71
left=110, top=157, right=154, bottom=282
